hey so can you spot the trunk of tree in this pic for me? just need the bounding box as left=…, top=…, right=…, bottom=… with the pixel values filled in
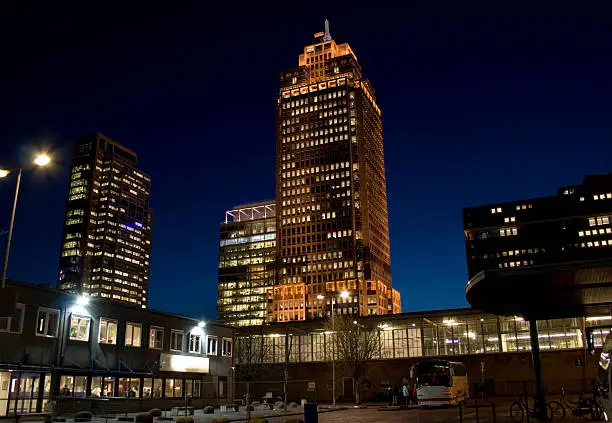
left=246, top=380, right=251, bottom=420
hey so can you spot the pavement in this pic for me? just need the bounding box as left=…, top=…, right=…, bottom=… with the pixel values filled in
left=0, top=402, right=521, bottom=423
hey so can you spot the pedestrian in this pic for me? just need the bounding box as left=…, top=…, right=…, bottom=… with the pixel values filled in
left=392, top=385, right=399, bottom=406
left=402, top=384, right=409, bottom=405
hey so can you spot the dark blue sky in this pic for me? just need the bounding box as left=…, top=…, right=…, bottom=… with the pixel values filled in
left=1, top=3, right=611, bottom=320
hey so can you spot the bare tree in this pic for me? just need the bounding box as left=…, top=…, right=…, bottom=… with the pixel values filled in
left=323, top=315, right=379, bottom=404
left=235, top=326, right=270, bottom=419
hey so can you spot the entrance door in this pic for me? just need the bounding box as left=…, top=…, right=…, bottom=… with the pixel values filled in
left=8, top=372, right=40, bottom=414
left=342, top=377, right=353, bottom=400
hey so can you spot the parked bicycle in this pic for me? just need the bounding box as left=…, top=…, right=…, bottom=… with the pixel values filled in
left=510, top=392, right=565, bottom=422
left=559, top=386, right=605, bottom=420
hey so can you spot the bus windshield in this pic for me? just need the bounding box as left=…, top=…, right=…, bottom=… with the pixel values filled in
left=416, top=361, right=452, bottom=387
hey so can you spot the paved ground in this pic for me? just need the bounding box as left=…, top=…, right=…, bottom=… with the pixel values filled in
left=0, top=403, right=520, bottom=423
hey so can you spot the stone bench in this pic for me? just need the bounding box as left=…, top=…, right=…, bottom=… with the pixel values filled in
left=220, top=404, right=238, bottom=412
left=171, top=406, right=194, bottom=416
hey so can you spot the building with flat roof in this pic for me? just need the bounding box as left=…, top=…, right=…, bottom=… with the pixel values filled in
left=234, top=307, right=610, bottom=403
left=217, top=201, right=276, bottom=326
left=57, top=133, right=152, bottom=308
left=275, top=21, right=396, bottom=321
left=0, top=280, right=233, bottom=415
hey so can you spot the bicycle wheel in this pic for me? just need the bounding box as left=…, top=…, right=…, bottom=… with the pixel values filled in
left=547, top=400, right=566, bottom=421
left=510, top=402, right=525, bottom=423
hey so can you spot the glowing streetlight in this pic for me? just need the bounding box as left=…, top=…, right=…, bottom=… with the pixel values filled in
left=76, top=296, right=90, bottom=306
left=33, top=153, right=51, bottom=167
left=340, top=290, right=349, bottom=299
left=198, top=321, right=206, bottom=328
left=1, top=152, right=53, bottom=289
left=316, top=294, right=325, bottom=300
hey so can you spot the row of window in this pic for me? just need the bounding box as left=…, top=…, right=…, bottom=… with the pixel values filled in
left=0, top=306, right=232, bottom=356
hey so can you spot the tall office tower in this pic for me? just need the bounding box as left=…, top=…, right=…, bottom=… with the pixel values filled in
left=217, top=201, right=276, bottom=326
left=57, top=133, right=153, bottom=307
left=274, top=21, right=398, bottom=322
left=464, top=173, right=612, bottom=279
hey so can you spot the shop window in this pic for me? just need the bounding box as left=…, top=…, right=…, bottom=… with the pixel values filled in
left=170, top=330, right=184, bottom=351
left=149, top=326, right=163, bottom=349
left=165, top=378, right=182, bottom=398
left=91, top=376, right=115, bottom=397
left=153, top=378, right=162, bottom=398
left=207, top=336, right=218, bottom=355
left=125, top=322, right=142, bottom=347
left=36, top=307, right=60, bottom=338
left=189, top=333, right=202, bottom=353
left=59, top=375, right=87, bottom=397
left=69, top=315, right=90, bottom=342
left=222, top=338, right=233, bottom=356
left=118, top=378, right=140, bottom=397
left=99, top=318, right=117, bottom=344
left=0, top=303, right=25, bottom=334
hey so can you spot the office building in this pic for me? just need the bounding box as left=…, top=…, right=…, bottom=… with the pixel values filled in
left=0, top=280, right=233, bottom=416
left=57, top=133, right=152, bottom=307
left=464, top=173, right=612, bottom=278
left=275, top=21, right=397, bottom=321
left=217, top=201, right=276, bottom=326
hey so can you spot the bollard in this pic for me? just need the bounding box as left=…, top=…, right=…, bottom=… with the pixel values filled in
left=475, top=398, right=480, bottom=423
left=304, top=402, right=318, bottom=423
left=458, top=403, right=464, bottom=423
left=492, top=402, right=497, bottom=423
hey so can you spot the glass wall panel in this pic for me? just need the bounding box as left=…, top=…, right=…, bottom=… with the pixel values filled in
left=407, top=327, right=422, bottom=357
left=312, top=333, right=325, bottom=362
left=379, top=329, right=393, bottom=359
left=393, top=329, right=408, bottom=358
left=299, top=335, right=312, bottom=362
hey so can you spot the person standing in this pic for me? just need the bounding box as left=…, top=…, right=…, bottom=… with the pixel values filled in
left=402, top=384, right=409, bottom=405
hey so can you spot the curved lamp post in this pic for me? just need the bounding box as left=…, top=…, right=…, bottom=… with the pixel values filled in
left=0, top=153, right=52, bottom=289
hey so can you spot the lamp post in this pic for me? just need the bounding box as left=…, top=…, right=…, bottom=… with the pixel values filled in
left=0, top=153, right=52, bottom=289
left=317, top=290, right=349, bottom=408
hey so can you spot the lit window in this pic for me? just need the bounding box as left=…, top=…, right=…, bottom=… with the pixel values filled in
left=125, top=322, right=142, bottom=347
left=149, top=326, right=164, bottom=350
left=170, top=330, right=184, bottom=351
left=580, top=197, right=585, bottom=202
left=207, top=336, right=218, bottom=355
left=497, top=208, right=502, bottom=213
left=99, top=318, right=117, bottom=344
left=189, top=333, right=202, bottom=353
left=36, top=307, right=60, bottom=338
left=69, top=315, right=90, bottom=342
left=579, top=231, right=584, bottom=237
left=504, top=217, right=509, bottom=223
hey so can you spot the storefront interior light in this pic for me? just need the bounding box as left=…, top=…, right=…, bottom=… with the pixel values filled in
left=586, top=316, right=612, bottom=322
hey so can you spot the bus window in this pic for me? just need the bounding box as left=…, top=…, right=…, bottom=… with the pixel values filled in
left=452, top=363, right=467, bottom=377
left=417, top=361, right=451, bottom=387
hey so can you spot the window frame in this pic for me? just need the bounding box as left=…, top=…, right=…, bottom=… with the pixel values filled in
left=170, top=330, right=184, bottom=352
left=0, top=303, right=25, bottom=334
left=69, top=314, right=91, bottom=342
left=149, top=326, right=164, bottom=350
left=98, top=317, right=118, bottom=344
left=125, top=322, right=142, bottom=347
left=222, top=337, right=233, bottom=357
left=35, top=307, right=60, bottom=338
left=188, top=333, right=202, bottom=354
left=207, top=335, right=218, bottom=356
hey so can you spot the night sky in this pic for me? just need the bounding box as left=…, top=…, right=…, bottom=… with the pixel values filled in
left=1, top=3, right=611, bottom=320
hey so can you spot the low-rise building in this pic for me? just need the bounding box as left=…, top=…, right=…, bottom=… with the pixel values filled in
left=0, top=281, right=234, bottom=415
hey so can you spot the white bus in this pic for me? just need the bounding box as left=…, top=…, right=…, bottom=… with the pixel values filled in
left=416, top=359, right=469, bottom=407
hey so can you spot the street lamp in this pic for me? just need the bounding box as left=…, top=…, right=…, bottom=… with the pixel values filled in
left=0, top=153, right=52, bottom=289
left=316, top=290, right=350, bottom=408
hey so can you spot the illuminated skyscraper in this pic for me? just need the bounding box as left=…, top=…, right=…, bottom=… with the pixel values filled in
left=274, top=21, right=398, bottom=321
left=217, top=201, right=276, bottom=326
left=57, top=133, right=152, bottom=307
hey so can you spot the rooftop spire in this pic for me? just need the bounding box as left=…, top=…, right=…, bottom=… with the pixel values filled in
left=323, top=19, right=332, bottom=41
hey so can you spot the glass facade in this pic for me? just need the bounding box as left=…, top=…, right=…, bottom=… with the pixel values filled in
left=218, top=202, right=276, bottom=326
left=236, top=310, right=592, bottom=364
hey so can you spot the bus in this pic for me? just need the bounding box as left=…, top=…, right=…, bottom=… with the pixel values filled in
left=416, top=359, right=469, bottom=406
